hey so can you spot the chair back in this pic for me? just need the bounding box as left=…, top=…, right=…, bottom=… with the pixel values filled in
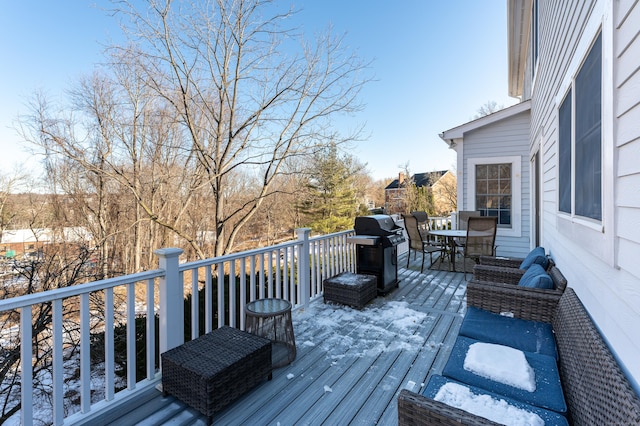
left=457, top=210, right=481, bottom=230
left=402, top=214, right=425, bottom=251
left=465, top=216, right=497, bottom=257
left=410, top=211, right=429, bottom=230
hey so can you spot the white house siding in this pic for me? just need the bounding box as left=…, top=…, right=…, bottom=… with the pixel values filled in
left=531, top=0, right=640, bottom=391
left=462, top=110, right=531, bottom=258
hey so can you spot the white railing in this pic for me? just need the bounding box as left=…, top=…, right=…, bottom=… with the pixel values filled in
left=0, top=228, right=355, bottom=426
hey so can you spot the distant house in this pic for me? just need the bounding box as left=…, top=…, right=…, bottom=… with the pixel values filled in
left=0, top=227, right=93, bottom=259
left=384, top=170, right=455, bottom=215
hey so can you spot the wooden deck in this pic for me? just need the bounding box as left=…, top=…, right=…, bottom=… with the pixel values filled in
left=105, top=253, right=467, bottom=425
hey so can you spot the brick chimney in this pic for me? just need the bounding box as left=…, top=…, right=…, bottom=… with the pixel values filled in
left=398, top=172, right=405, bottom=185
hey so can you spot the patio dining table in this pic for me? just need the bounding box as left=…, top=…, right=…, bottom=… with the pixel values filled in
left=428, top=229, right=467, bottom=271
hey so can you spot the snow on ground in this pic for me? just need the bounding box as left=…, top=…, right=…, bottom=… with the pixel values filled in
left=295, top=300, right=430, bottom=361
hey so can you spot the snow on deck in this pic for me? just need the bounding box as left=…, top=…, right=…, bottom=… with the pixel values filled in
left=102, top=253, right=467, bottom=425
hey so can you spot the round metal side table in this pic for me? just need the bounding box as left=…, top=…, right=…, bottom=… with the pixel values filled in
left=245, top=298, right=296, bottom=368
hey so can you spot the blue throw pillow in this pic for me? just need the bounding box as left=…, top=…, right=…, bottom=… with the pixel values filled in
left=519, top=264, right=554, bottom=289
left=459, top=306, right=558, bottom=359
left=519, top=247, right=549, bottom=270
left=423, top=375, right=569, bottom=426
left=442, top=336, right=567, bottom=414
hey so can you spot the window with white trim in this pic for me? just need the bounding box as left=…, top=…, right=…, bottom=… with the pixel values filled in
left=475, top=163, right=512, bottom=226
left=468, top=156, right=522, bottom=238
left=558, top=33, right=602, bottom=221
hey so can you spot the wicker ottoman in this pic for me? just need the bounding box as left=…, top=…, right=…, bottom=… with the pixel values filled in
left=323, top=272, right=377, bottom=309
left=161, top=326, right=272, bottom=423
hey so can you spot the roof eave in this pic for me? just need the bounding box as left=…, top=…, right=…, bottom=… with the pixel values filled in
left=439, top=99, right=531, bottom=141
left=508, top=0, right=532, bottom=99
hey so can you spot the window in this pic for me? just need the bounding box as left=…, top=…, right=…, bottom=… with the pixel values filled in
left=475, top=163, right=512, bottom=226
left=469, top=156, right=521, bottom=237
left=557, top=33, right=602, bottom=221
left=558, top=91, right=572, bottom=213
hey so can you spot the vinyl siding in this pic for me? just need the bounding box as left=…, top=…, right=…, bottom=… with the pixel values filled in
left=462, top=110, right=531, bottom=257
left=530, top=0, right=640, bottom=391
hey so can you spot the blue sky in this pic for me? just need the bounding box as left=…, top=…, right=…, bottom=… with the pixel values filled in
left=0, top=1, right=517, bottom=181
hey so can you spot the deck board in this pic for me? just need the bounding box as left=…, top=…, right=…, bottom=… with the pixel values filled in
left=105, top=253, right=467, bottom=425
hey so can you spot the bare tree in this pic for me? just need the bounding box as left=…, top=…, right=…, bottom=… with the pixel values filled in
left=474, top=100, right=504, bottom=118
left=110, top=0, right=370, bottom=256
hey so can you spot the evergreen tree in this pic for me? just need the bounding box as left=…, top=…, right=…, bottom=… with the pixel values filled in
left=299, top=143, right=366, bottom=233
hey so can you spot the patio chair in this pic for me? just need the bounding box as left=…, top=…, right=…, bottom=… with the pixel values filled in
left=410, top=211, right=429, bottom=231
left=456, top=216, right=497, bottom=279
left=453, top=210, right=481, bottom=248
left=402, top=214, right=446, bottom=273
left=410, top=211, right=439, bottom=245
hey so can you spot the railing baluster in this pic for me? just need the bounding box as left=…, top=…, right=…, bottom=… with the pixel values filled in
left=53, top=298, right=64, bottom=425
left=146, top=278, right=155, bottom=380
left=276, top=249, right=282, bottom=299
left=282, top=248, right=288, bottom=300
left=80, top=293, right=90, bottom=412
left=240, top=258, right=247, bottom=330
left=192, top=268, right=199, bottom=339
left=105, top=288, right=115, bottom=401
left=217, top=263, right=224, bottom=328
left=250, top=255, right=256, bottom=301
left=258, top=253, right=264, bottom=299
left=20, top=306, right=33, bottom=426
left=127, top=283, right=136, bottom=390
left=267, top=251, right=274, bottom=298
left=205, top=265, right=212, bottom=333
left=229, top=260, right=236, bottom=328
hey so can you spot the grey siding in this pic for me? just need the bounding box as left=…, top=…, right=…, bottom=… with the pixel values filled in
left=531, top=0, right=640, bottom=390
left=462, top=110, right=531, bottom=257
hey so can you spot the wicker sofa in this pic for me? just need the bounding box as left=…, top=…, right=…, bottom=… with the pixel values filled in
left=397, top=287, right=640, bottom=425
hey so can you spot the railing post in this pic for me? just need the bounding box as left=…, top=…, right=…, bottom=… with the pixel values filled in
left=451, top=212, right=458, bottom=230
left=297, top=228, right=312, bottom=308
left=155, top=248, right=184, bottom=355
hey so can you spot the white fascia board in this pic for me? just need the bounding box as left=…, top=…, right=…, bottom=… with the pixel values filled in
left=439, top=99, right=532, bottom=141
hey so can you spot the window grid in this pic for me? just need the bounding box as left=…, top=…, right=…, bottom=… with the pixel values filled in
left=475, top=163, right=511, bottom=226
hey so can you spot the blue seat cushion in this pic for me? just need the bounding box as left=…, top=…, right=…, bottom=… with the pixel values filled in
left=442, top=336, right=566, bottom=414
left=520, top=247, right=549, bottom=270
left=519, top=264, right=554, bottom=289
left=459, top=306, right=558, bottom=359
left=423, top=374, right=569, bottom=425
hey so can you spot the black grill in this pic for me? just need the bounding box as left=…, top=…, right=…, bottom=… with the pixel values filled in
left=349, top=215, right=406, bottom=294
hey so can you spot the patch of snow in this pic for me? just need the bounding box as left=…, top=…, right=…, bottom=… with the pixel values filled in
left=464, top=342, right=536, bottom=392
left=323, top=385, right=332, bottom=393
left=434, top=382, right=544, bottom=426
left=286, top=373, right=295, bottom=380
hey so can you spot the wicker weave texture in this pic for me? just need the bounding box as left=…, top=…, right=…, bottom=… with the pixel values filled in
left=398, top=389, right=501, bottom=425
left=472, top=264, right=526, bottom=283
left=398, top=288, right=640, bottom=425
left=466, top=280, right=562, bottom=323
left=554, top=288, right=640, bottom=425
left=161, top=326, right=272, bottom=419
left=478, top=255, right=524, bottom=268
left=323, top=272, right=377, bottom=309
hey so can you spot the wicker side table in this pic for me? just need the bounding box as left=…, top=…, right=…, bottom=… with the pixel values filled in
left=323, top=272, right=377, bottom=309
left=161, top=326, right=272, bottom=424
left=245, top=298, right=296, bottom=368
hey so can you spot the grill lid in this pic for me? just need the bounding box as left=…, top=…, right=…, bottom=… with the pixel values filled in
left=354, top=214, right=402, bottom=236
